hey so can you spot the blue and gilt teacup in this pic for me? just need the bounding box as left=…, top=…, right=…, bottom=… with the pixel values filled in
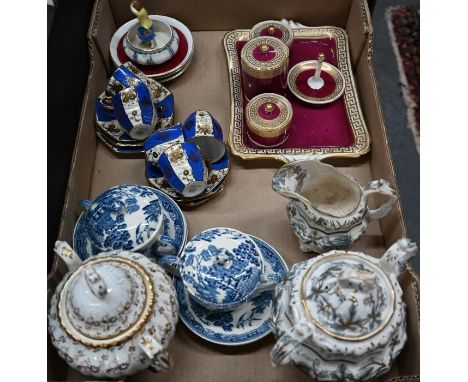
left=112, top=83, right=158, bottom=140
left=182, top=110, right=225, bottom=163
left=158, top=142, right=208, bottom=198
left=105, top=62, right=146, bottom=96
left=144, top=123, right=185, bottom=165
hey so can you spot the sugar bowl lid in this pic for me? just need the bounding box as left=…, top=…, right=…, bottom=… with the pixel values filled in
left=180, top=227, right=264, bottom=308
left=246, top=93, right=293, bottom=139
left=82, top=185, right=162, bottom=252
left=241, top=36, right=289, bottom=79
left=57, top=255, right=154, bottom=347
left=250, top=20, right=293, bottom=47
left=301, top=252, right=395, bottom=340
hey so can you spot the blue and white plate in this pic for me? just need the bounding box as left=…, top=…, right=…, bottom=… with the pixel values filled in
left=146, top=150, right=230, bottom=200
left=73, top=187, right=187, bottom=260
left=175, top=236, right=288, bottom=345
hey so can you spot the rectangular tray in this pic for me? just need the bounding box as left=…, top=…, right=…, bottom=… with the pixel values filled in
left=224, top=27, right=371, bottom=162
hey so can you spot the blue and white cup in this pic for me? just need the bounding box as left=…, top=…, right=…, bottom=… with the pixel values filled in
left=112, top=83, right=158, bottom=140
left=158, top=142, right=208, bottom=198
left=144, top=123, right=185, bottom=165
left=182, top=110, right=225, bottom=163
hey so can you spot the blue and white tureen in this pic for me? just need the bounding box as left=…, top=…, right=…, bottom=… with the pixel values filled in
left=270, top=238, right=418, bottom=381
left=159, top=227, right=280, bottom=311
left=73, top=184, right=187, bottom=260
left=157, top=227, right=288, bottom=346
left=48, top=242, right=178, bottom=379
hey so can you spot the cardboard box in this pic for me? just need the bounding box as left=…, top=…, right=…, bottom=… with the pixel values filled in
left=47, top=0, right=420, bottom=380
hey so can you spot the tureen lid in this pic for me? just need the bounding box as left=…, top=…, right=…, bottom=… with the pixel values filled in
left=301, top=253, right=395, bottom=340
left=241, top=36, right=289, bottom=79
left=82, top=185, right=162, bottom=252
left=246, top=93, right=293, bottom=138
left=180, top=228, right=264, bottom=308
left=249, top=20, right=293, bottom=47
left=58, top=256, right=154, bottom=347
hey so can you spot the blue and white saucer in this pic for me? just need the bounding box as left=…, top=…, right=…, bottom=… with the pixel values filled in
left=175, top=236, right=288, bottom=345
left=146, top=150, right=230, bottom=204
left=95, top=76, right=174, bottom=153
left=73, top=187, right=187, bottom=260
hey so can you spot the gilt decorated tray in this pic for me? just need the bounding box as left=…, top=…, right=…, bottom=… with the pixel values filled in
left=223, top=27, right=371, bottom=162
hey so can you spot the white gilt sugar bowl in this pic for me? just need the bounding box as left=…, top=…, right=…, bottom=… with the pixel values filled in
left=270, top=238, right=417, bottom=381
left=48, top=241, right=178, bottom=379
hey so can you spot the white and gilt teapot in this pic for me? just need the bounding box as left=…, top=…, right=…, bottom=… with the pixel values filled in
left=48, top=241, right=178, bottom=379
left=270, top=238, right=417, bottom=381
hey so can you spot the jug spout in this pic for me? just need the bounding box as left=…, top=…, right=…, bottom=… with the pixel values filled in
left=272, top=162, right=309, bottom=202
left=379, top=238, right=418, bottom=277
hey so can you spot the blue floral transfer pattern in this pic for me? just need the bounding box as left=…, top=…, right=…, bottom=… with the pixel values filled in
left=175, top=236, right=288, bottom=345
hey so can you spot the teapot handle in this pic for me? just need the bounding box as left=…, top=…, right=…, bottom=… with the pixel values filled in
left=54, top=241, right=82, bottom=272
left=155, top=254, right=181, bottom=277
left=270, top=321, right=315, bottom=367
left=363, top=179, right=398, bottom=221
left=380, top=238, right=418, bottom=277
left=139, top=335, right=173, bottom=373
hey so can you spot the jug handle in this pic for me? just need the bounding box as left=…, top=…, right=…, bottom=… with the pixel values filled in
left=54, top=241, right=82, bottom=273
left=270, top=321, right=314, bottom=367
left=363, top=179, right=398, bottom=221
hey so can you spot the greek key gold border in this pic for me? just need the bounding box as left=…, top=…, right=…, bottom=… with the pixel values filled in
left=223, top=27, right=371, bottom=163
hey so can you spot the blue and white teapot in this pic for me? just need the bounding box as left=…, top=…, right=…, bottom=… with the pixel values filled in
left=159, top=227, right=281, bottom=311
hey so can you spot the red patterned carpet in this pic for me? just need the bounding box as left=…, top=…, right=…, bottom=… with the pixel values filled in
left=386, top=5, right=420, bottom=152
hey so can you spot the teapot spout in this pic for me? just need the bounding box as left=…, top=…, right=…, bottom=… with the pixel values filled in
left=379, top=238, right=418, bottom=277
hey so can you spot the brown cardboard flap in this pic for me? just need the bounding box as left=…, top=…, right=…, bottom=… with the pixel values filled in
left=90, top=0, right=117, bottom=71
left=108, top=0, right=354, bottom=31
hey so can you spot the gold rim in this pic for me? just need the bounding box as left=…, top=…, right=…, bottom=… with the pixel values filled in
left=223, top=28, right=371, bottom=162
left=287, top=60, right=345, bottom=104
left=246, top=93, right=292, bottom=138
left=240, top=36, right=289, bottom=79
left=300, top=252, right=396, bottom=341
left=58, top=256, right=155, bottom=348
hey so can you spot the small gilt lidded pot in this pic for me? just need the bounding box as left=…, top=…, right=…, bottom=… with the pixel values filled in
left=250, top=20, right=294, bottom=47
left=246, top=93, right=293, bottom=147
left=48, top=242, right=178, bottom=379
left=241, top=36, right=289, bottom=100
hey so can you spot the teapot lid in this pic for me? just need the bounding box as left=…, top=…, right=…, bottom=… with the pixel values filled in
left=82, top=185, right=163, bottom=252
left=180, top=228, right=264, bottom=308
left=57, top=255, right=155, bottom=347
left=301, top=253, right=395, bottom=340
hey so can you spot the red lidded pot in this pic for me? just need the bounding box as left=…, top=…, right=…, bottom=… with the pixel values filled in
left=249, top=20, right=293, bottom=47
left=246, top=93, right=293, bottom=148
left=241, top=37, right=289, bottom=101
